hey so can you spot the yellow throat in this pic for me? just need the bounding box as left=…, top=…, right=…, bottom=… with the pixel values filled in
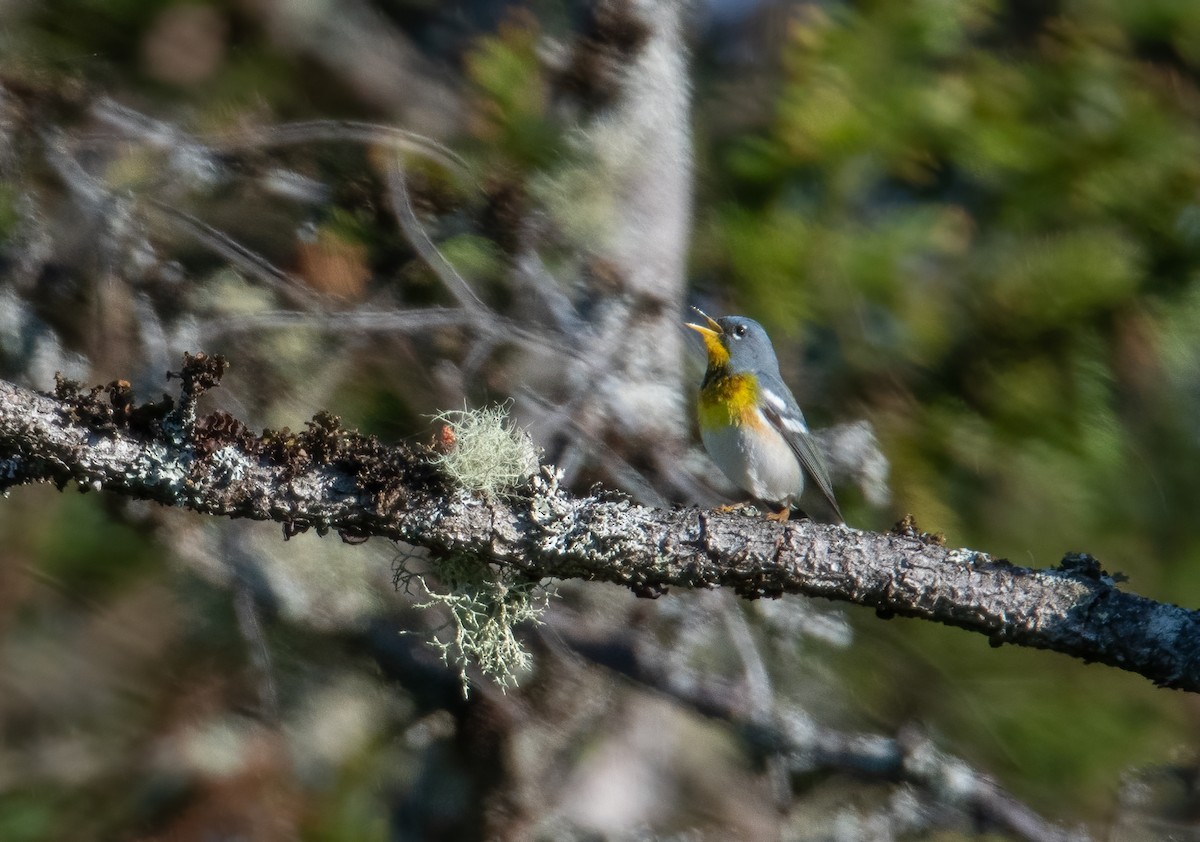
left=686, top=310, right=764, bottom=429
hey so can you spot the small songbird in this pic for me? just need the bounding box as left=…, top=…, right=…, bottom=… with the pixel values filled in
left=686, top=309, right=842, bottom=523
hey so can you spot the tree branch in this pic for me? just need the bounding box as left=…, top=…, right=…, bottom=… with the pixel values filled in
left=1, top=361, right=1198, bottom=692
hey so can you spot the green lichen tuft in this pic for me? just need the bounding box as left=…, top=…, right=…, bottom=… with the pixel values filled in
left=396, top=551, right=552, bottom=696
left=431, top=404, right=539, bottom=495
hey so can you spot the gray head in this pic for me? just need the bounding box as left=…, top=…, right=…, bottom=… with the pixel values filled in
left=685, top=310, right=782, bottom=375
left=716, top=316, right=782, bottom=374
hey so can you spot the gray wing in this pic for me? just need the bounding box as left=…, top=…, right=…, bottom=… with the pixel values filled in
left=758, top=373, right=843, bottom=523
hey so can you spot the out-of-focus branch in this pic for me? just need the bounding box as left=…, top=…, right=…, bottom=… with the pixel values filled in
left=549, top=620, right=1088, bottom=842
left=241, top=0, right=462, bottom=132
left=1, top=363, right=1198, bottom=693
left=385, top=163, right=486, bottom=313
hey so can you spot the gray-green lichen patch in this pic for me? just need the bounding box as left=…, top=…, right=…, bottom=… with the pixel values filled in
left=944, top=548, right=984, bottom=567
left=396, top=550, right=553, bottom=697
left=125, top=440, right=191, bottom=498
left=527, top=466, right=577, bottom=554
left=205, top=444, right=252, bottom=487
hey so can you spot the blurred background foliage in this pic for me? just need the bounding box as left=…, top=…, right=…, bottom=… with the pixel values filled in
left=2, top=0, right=1200, bottom=838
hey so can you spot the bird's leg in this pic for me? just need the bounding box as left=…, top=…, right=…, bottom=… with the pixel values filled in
left=765, top=506, right=791, bottom=522
left=716, top=502, right=753, bottom=514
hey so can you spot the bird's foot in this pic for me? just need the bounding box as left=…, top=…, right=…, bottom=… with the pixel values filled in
left=765, top=506, right=791, bottom=522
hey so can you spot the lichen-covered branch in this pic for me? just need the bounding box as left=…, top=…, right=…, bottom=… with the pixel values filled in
left=1, top=360, right=1199, bottom=693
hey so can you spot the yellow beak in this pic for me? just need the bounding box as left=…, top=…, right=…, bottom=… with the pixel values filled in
left=685, top=307, right=729, bottom=367
left=684, top=306, right=723, bottom=339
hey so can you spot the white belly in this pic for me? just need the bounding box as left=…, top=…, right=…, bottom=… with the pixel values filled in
left=701, top=411, right=803, bottom=506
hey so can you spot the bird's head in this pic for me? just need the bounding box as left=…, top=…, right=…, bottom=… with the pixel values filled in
left=685, top=309, right=780, bottom=375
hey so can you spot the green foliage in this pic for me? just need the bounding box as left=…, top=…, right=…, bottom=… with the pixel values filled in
left=464, top=15, right=561, bottom=173
left=301, top=753, right=392, bottom=842
left=34, top=494, right=159, bottom=601
left=0, top=793, right=63, bottom=842
left=0, top=184, right=20, bottom=241
left=436, top=233, right=505, bottom=288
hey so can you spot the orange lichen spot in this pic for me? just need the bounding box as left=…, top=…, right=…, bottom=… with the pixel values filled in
left=434, top=423, right=457, bottom=453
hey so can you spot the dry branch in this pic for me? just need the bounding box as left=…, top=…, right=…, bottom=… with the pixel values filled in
left=1, top=358, right=1198, bottom=692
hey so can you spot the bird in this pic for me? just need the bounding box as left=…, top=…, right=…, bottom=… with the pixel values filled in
left=686, top=309, right=842, bottom=523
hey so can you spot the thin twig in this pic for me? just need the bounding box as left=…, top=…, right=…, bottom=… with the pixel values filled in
left=210, top=119, right=469, bottom=173
left=196, top=306, right=477, bottom=340
left=517, top=387, right=669, bottom=507
left=89, top=101, right=468, bottom=173
left=144, top=197, right=322, bottom=309
left=385, top=161, right=485, bottom=312
left=721, top=597, right=792, bottom=808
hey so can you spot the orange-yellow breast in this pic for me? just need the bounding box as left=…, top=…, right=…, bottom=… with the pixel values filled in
left=697, top=372, right=764, bottom=430
left=697, top=371, right=803, bottom=505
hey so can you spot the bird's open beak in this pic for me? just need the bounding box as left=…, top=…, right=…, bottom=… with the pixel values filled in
left=685, top=306, right=722, bottom=339
left=686, top=307, right=729, bottom=367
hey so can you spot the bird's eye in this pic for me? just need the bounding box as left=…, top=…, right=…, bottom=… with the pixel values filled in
left=733, top=324, right=747, bottom=338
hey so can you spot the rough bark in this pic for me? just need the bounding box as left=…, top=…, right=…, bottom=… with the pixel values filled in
left=1, top=365, right=1198, bottom=693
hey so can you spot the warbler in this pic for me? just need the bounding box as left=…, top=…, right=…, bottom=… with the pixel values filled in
left=686, top=309, right=842, bottom=523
